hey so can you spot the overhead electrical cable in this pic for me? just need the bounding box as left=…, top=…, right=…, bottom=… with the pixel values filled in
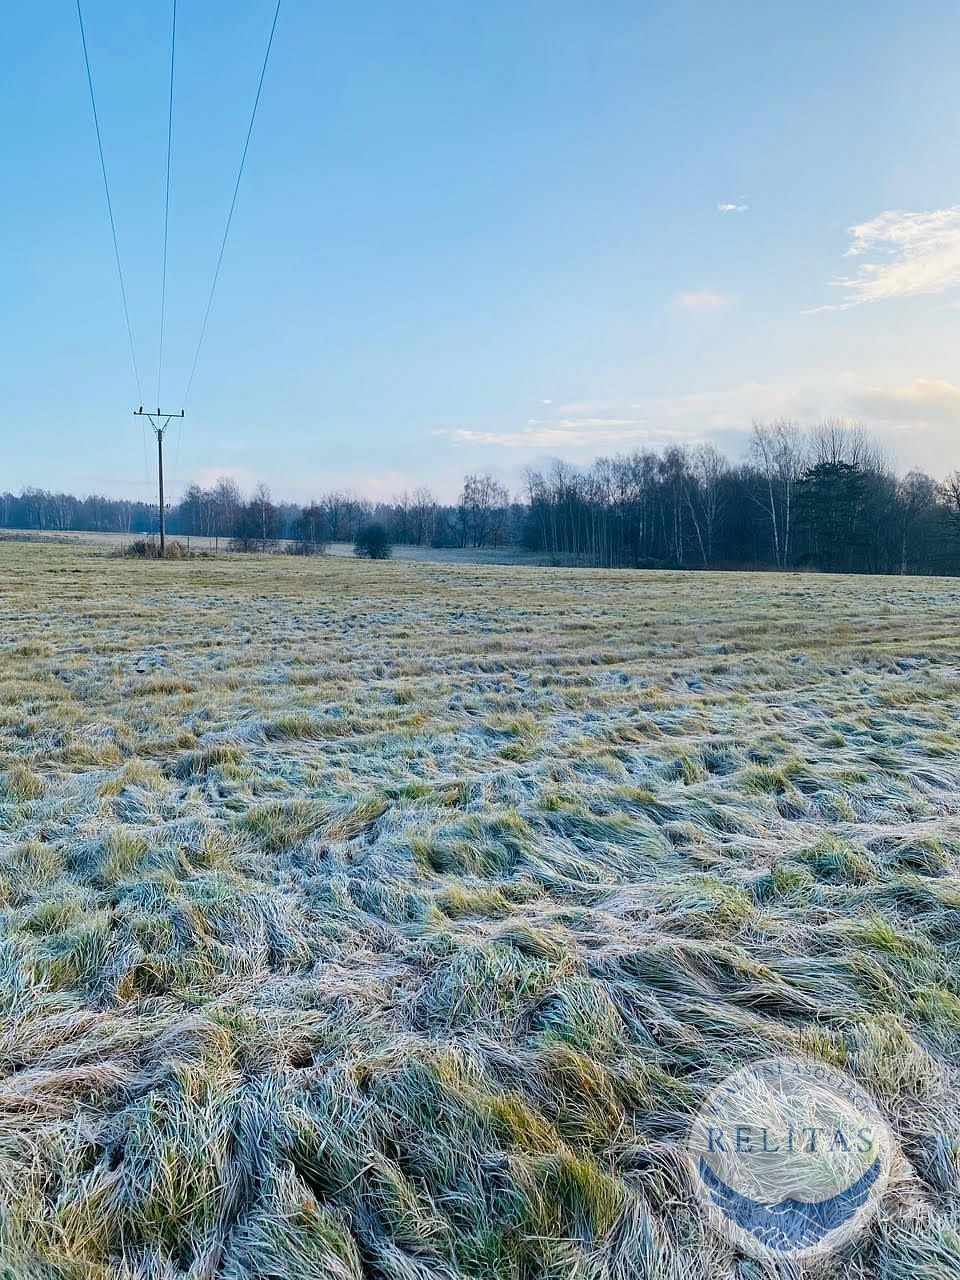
left=76, top=0, right=144, bottom=404
left=157, top=0, right=178, bottom=410
left=182, top=0, right=282, bottom=407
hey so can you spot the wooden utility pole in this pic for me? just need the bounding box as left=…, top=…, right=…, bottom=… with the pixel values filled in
left=134, top=407, right=183, bottom=554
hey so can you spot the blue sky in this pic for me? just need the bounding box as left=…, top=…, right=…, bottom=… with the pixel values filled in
left=4, top=1, right=960, bottom=502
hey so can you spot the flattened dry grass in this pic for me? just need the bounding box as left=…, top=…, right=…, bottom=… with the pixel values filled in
left=0, top=542, right=958, bottom=1277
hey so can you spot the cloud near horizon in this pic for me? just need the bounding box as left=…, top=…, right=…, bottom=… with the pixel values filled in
left=846, top=377, right=960, bottom=429
left=815, top=206, right=960, bottom=309
left=191, top=466, right=256, bottom=492
left=436, top=375, right=960, bottom=479
left=717, top=201, right=749, bottom=213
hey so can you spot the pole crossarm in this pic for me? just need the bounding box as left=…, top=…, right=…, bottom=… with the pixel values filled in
left=134, top=408, right=184, bottom=432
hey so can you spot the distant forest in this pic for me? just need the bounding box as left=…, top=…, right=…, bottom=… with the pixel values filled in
left=7, top=421, right=960, bottom=574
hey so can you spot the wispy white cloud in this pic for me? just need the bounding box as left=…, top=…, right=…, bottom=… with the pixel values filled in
left=671, top=289, right=729, bottom=312
left=815, top=206, right=960, bottom=310
left=438, top=421, right=653, bottom=449
left=717, top=201, right=749, bottom=214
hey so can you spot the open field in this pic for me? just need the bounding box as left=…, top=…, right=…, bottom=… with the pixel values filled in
left=0, top=529, right=555, bottom=568
left=0, top=543, right=958, bottom=1278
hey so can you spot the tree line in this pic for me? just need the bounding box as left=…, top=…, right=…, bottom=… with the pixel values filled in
left=0, top=474, right=523, bottom=555
left=523, top=421, right=960, bottom=573
left=6, top=420, right=960, bottom=573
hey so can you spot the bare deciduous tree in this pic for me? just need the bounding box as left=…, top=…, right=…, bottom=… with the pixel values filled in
left=457, top=473, right=510, bottom=547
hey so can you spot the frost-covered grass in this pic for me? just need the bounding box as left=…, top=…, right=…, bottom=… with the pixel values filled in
left=0, top=542, right=958, bottom=1278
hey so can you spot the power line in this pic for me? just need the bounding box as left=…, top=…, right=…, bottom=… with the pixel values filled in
left=76, top=0, right=144, bottom=404
left=182, top=0, right=282, bottom=406
left=157, top=0, right=178, bottom=410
